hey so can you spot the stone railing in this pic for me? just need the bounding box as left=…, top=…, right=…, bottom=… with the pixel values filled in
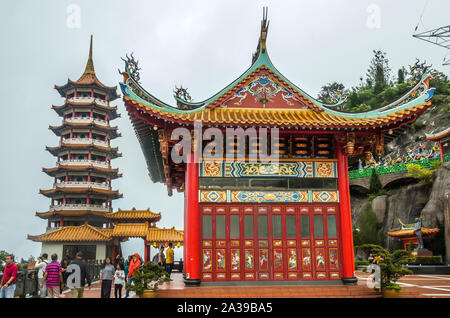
left=49, top=204, right=111, bottom=212
left=349, top=153, right=450, bottom=179
left=65, top=117, right=109, bottom=126
left=67, top=97, right=109, bottom=107
left=54, top=181, right=110, bottom=190
left=63, top=138, right=109, bottom=147
left=58, top=159, right=109, bottom=168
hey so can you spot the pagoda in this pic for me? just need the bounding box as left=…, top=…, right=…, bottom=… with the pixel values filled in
left=28, top=36, right=123, bottom=260
left=119, top=9, right=435, bottom=285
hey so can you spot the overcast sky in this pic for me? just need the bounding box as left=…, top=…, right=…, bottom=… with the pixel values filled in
left=0, top=0, right=449, bottom=261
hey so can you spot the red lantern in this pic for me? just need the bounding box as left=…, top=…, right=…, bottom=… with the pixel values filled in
left=164, top=242, right=169, bottom=248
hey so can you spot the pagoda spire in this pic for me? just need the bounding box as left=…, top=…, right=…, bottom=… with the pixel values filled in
left=83, top=35, right=95, bottom=76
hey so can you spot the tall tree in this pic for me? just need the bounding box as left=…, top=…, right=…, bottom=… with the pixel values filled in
left=397, top=67, right=406, bottom=84
left=366, top=50, right=391, bottom=93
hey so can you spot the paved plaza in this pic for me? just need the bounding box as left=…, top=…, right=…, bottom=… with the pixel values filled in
left=56, top=271, right=450, bottom=298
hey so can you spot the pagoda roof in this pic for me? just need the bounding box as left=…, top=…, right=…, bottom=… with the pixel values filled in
left=387, top=227, right=440, bottom=238
left=55, top=36, right=119, bottom=101
left=119, top=11, right=435, bottom=131
left=146, top=227, right=184, bottom=243
left=119, top=10, right=435, bottom=186
left=426, top=127, right=450, bottom=141
left=39, top=187, right=122, bottom=199
left=46, top=143, right=121, bottom=158
left=110, top=222, right=149, bottom=238
left=49, top=121, right=121, bottom=139
left=106, top=208, right=162, bottom=222
left=35, top=209, right=110, bottom=219
left=52, top=102, right=120, bottom=119
left=27, top=224, right=111, bottom=242
left=43, top=165, right=122, bottom=179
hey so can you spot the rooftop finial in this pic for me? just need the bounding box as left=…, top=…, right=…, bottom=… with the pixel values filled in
left=83, top=35, right=95, bottom=75
left=252, top=7, right=270, bottom=64
left=260, top=7, right=269, bottom=53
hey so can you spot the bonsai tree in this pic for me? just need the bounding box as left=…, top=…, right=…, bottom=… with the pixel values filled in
left=357, top=244, right=413, bottom=290
left=125, top=262, right=171, bottom=295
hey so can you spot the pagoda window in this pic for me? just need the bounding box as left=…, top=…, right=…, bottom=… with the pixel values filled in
left=244, top=215, right=254, bottom=239
left=327, top=215, right=337, bottom=238
left=300, top=215, right=310, bottom=238
left=230, top=215, right=240, bottom=239
left=286, top=215, right=296, bottom=238
left=314, top=215, right=324, bottom=238
left=202, top=215, right=212, bottom=239
left=272, top=215, right=282, bottom=239
left=258, top=215, right=268, bottom=239
left=215, top=215, right=226, bottom=239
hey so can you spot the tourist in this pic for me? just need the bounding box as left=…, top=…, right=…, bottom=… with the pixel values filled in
left=0, top=255, right=18, bottom=298
left=165, top=243, right=174, bottom=278
left=60, top=258, right=69, bottom=294
left=158, top=246, right=166, bottom=266
left=114, top=263, right=125, bottom=298
left=368, top=253, right=374, bottom=264
left=100, top=257, right=114, bottom=298
left=69, top=251, right=91, bottom=298
left=124, top=255, right=132, bottom=279
left=40, top=253, right=63, bottom=298
left=125, top=253, right=141, bottom=298
left=34, top=253, right=49, bottom=298
left=113, top=254, right=123, bottom=268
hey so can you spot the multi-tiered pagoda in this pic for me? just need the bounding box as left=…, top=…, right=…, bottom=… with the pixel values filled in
left=28, top=36, right=123, bottom=260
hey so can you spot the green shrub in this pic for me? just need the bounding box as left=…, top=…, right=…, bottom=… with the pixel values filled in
left=369, top=169, right=382, bottom=194
left=355, top=260, right=370, bottom=267
left=410, top=256, right=443, bottom=264
left=406, top=164, right=435, bottom=183
left=357, top=244, right=413, bottom=290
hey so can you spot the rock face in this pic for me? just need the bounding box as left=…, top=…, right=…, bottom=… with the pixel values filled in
left=383, top=183, right=432, bottom=250
left=421, top=162, right=450, bottom=227
left=351, top=179, right=433, bottom=251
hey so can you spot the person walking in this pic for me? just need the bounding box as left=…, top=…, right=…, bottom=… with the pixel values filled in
left=113, top=263, right=125, bottom=298
left=34, top=253, right=49, bottom=298
left=59, top=258, right=69, bottom=294
left=0, top=255, right=18, bottom=298
left=40, top=253, right=63, bottom=298
left=158, top=246, right=166, bottom=266
left=125, top=253, right=141, bottom=298
left=124, top=255, right=132, bottom=279
left=165, top=243, right=174, bottom=278
left=100, top=257, right=114, bottom=298
left=68, top=251, right=91, bottom=298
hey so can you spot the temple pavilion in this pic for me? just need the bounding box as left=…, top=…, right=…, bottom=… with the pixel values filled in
left=28, top=36, right=183, bottom=261
left=119, top=10, right=435, bottom=285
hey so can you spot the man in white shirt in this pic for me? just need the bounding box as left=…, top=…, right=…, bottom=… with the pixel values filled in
left=34, top=253, right=49, bottom=298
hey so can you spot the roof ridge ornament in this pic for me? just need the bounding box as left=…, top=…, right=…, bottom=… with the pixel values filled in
left=252, top=7, right=269, bottom=64
left=120, top=52, right=141, bottom=83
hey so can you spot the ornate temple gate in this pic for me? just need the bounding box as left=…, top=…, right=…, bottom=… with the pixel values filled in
left=199, top=203, right=341, bottom=282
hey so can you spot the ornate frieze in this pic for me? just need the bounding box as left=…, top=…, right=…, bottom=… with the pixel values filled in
left=199, top=190, right=339, bottom=203
left=200, top=161, right=337, bottom=178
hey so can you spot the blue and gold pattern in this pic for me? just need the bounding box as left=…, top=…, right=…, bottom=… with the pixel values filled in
left=199, top=190, right=339, bottom=203
left=200, top=161, right=336, bottom=178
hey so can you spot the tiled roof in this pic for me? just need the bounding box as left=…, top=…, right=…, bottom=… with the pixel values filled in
left=107, top=208, right=161, bottom=221
left=146, top=227, right=184, bottom=243
left=111, top=222, right=149, bottom=238
left=27, top=224, right=111, bottom=242
left=125, top=95, right=431, bottom=130
left=387, top=227, right=440, bottom=238
left=39, top=187, right=122, bottom=199
left=426, top=127, right=450, bottom=141
left=35, top=210, right=108, bottom=219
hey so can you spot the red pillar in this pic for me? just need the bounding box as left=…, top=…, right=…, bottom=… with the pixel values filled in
left=144, top=240, right=149, bottom=264
left=336, top=141, right=357, bottom=285
left=439, top=140, right=444, bottom=163
left=184, top=151, right=200, bottom=285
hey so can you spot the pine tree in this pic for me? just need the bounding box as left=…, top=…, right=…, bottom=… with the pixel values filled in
left=369, top=168, right=382, bottom=194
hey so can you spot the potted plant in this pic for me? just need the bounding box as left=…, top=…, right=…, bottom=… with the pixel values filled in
left=125, top=262, right=171, bottom=298
left=357, top=244, right=413, bottom=298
